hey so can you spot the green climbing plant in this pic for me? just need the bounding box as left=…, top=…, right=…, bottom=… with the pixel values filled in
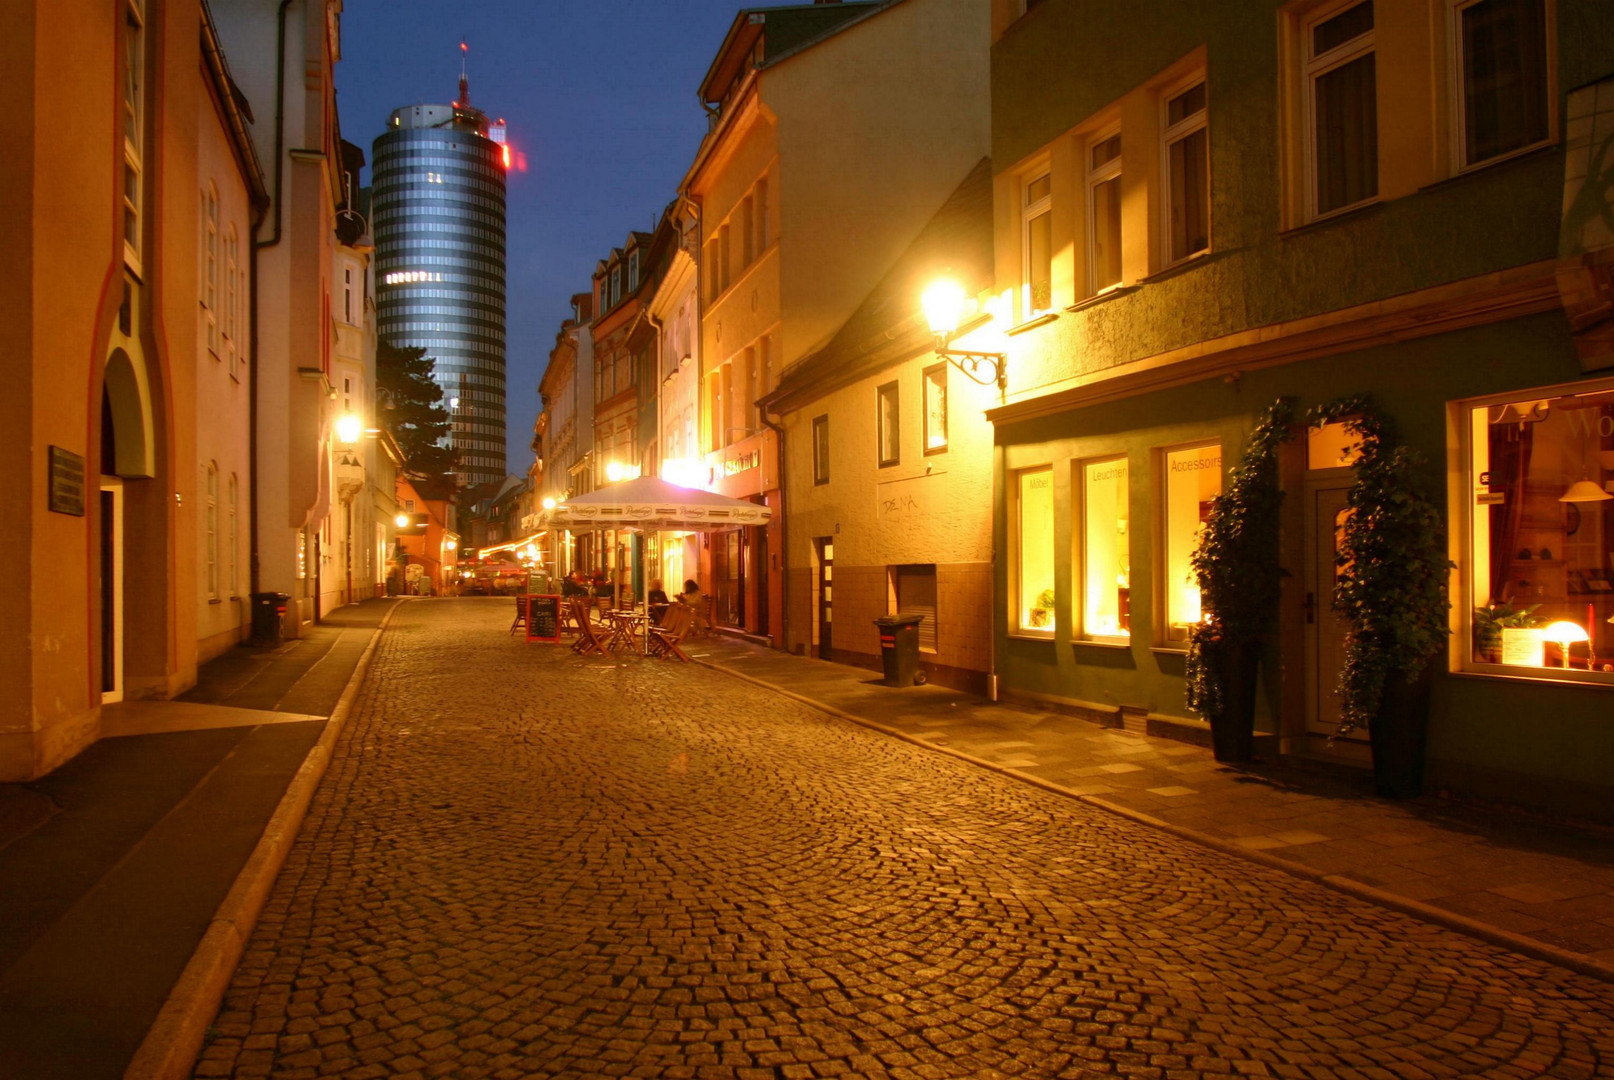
left=1305, top=395, right=1452, bottom=736
left=1185, top=398, right=1296, bottom=721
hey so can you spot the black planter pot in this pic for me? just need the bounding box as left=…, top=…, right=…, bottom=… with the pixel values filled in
left=1369, top=667, right=1432, bottom=799
left=1210, top=640, right=1261, bottom=764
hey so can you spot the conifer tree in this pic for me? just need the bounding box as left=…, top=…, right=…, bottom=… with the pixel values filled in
left=376, top=338, right=456, bottom=490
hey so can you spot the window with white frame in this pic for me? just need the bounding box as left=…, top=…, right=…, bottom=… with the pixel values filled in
left=225, top=226, right=239, bottom=371
left=1451, top=0, right=1551, bottom=169
left=813, top=415, right=830, bottom=485
left=1079, top=457, right=1130, bottom=641
left=923, top=363, right=948, bottom=453
left=205, top=462, right=219, bottom=600
left=1162, top=79, right=1210, bottom=265
left=1464, top=382, right=1614, bottom=683
left=628, top=250, right=640, bottom=291
left=610, top=266, right=621, bottom=308
left=229, top=473, right=239, bottom=596
left=1014, top=467, right=1056, bottom=635
left=123, top=0, right=145, bottom=270
left=1162, top=443, right=1222, bottom=641
left=1306, top=0, right=1378, bottom=219
left=1022, top=171, right=1053, bottom=318
left=1086, top=129, right=1123, bottom=294
left=202, top=184, right=219, bottom=353
left=877, top=381, right=900, bottom=467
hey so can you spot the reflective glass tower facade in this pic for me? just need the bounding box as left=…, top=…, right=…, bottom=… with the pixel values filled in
left=372, top=102, right=507, bottom=487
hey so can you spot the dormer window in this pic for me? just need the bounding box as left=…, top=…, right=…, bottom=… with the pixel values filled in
left=628, top=251, right=640, bottom=291
left=610, top=266, right=621, bottom=307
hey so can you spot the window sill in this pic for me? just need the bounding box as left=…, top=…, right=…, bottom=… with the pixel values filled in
left=1072, top=637, right=1131, bottom=650
left=1150, top=644, right=1190, bottom=656
left=1066, top=285, right=1137, bottom=314
left=1430, top=139, right=1559, bottom=192
left=1450, top=665, right=1614, bottom=689
left=1007, top=631, right=1056, bottom=643
left=1279, top=198, right=1383, bottom=239
left=208, top=597, right=223, bottom=605
left=1006, top=312, right=1059, bottom=336
left=1140, top=249, right=1214, bottom=286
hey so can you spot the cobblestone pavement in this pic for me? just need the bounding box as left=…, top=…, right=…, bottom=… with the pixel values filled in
left=194, top=600, right=1614, bottom=1080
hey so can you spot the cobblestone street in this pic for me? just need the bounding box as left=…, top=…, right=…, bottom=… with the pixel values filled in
left=195, top=600, right=1614, bottom=1080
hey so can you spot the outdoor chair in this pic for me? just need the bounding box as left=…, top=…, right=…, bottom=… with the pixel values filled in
left=570, top=599, right=612, bottom=657
left=648, top=604, right=695, bottom=662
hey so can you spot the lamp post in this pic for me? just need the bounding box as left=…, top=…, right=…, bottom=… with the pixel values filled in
left=922, top=278, right=1007, bottom=401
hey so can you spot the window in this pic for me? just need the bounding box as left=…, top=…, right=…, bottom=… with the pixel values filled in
left=923, top=363, right=948, bottom=453
left=1307, top=1, right=1378, bottom=218
left=1465, top=383, right=1614, bottom=683
left=741, top=195, right=755, bottom=266
left=202, top=184, right=218, bottom=353
left=719, top=224, right=731, bottom=292
left=877, top=381, right=900, bottom=467
left=755, top=178, right=769, bottom=251
left=813, top=415, right=830, bottom=484
left=755, top=334, right=771, bottom=431
left=1080, top=458, right=1130, bottom=641
left=1014, top=467, right=1056, bottom=635
left=1162, top=443, right=1222, bottom=641
left=705, top=239, right=720, bottom=301
left=1162, top=79, right=1209, bottom=264
left=1086, top=130, right=1123, bottom=294
left=229, top=473, right=239, bottom=596
left=1022, top=172, right=1052, bottom=318
left=1451, top=0, right=1550, bottom=169
left=610, top=267, right=621, bottom=308
left=343, top=263, right=354, bottom=323
left=893, top=564, right=939, bottom=653
left=628, top=250, right=640, bottom=291
left=122, top=0, right=144, bottom=269
left=205, top=462, right=219, bottom=600
left=225, top=227, right=239, bottom=372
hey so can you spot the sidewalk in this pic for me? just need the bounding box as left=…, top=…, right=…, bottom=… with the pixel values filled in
left=689, top=634, right=1614, bottom=978
left=0, top=597, right=400, bottom=1080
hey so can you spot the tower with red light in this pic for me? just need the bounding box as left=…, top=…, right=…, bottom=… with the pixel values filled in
left=371, top=50, right=511, bottom=488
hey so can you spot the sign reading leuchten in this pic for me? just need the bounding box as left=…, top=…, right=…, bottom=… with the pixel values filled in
left=524, top=594, right=562, bottom=644
left=48, top=446, right=87, bottom=517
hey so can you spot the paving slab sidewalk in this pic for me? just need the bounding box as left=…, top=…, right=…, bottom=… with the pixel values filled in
left=689, top=634, right=1614, bottom=975
left=0, top=598, right=400, bottom=1080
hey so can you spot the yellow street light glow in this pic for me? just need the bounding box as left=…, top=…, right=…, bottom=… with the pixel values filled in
left=335, top=414, right=363, bottom=444
left=542, top=497, right=557, bottom=510
left=922, top=278, right=968, bottom=337
left=395, top=513, right=409, bottom=528
left=445, top=538, right=458, bottom=551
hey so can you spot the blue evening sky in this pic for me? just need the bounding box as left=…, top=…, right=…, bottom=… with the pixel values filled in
left=336, top=0, right=747, bottom=476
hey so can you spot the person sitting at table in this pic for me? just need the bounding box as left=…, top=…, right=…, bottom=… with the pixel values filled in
left=679, top=579, right=711, bottom=633
left=647, top=578, right=671, bottom=624
left=561, top=571, right=588, bottom=597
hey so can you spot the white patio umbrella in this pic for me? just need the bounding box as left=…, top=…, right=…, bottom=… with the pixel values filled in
left=538, top=475, right=772, bottom=610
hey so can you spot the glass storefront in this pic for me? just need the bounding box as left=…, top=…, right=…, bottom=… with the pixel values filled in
left=1079, top=457, right=1130, bottom=641
left=1162, top=443, right=1222, bottom=642
left=1014, top=467, right=1055, bottom=635
left=1467, top=383, right=1614, bottom=680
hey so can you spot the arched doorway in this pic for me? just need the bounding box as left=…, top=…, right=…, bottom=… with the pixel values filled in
left=100, top=349, right=154, bottom=704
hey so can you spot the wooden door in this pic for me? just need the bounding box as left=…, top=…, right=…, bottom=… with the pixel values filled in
left=1305, top=484, right=1364, bottom=741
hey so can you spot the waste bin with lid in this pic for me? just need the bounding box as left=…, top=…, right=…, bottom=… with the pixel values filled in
left=873, top=613, right=927, bottom=686
left=251, top=591, right=291, bottom=647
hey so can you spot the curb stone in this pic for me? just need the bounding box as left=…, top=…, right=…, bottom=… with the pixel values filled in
left=697, top=655, right=1614, bottom=987
left=123, top=600, right=408, bottom=1080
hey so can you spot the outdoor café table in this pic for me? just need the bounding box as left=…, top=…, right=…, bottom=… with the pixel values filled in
left=605, top=609, right=650, bottom=654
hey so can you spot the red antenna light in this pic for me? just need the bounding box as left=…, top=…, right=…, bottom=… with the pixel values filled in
left=501, top=144, right=512, bottom=170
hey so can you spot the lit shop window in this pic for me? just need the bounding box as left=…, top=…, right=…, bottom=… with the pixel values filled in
left=1080, top=458, right=1130, bottom=641
left=1467, top=386, right=1614, bottom=680
left=1162, top=443, right=1222, bottom=642
left=1014, top=467, right=1056, bottom=635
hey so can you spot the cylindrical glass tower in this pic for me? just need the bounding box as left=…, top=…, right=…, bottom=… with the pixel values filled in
left=372, top=102, right=507, bottom=488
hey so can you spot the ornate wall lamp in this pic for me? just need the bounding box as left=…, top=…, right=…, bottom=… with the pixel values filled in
left=922, top=279, right=1006, bottom=401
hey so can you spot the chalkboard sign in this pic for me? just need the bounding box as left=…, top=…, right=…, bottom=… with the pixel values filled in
left=524, top=594, right=562, bottom=644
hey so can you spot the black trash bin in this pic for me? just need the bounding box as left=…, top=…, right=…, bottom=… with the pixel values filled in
left=873, top=613, right=927, bottom=687
left=251, top=591, right=291, bottom=647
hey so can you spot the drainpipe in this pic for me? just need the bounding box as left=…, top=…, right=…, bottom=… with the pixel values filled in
left=248, top=0, right=296, bottom=600
left=760, top=409, right=787, bottom=652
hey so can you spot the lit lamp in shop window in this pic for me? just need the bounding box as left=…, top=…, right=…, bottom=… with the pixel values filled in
left=922, top=278, right=1007, bottom=401
left=1542, top=620, right=1590, bottom=669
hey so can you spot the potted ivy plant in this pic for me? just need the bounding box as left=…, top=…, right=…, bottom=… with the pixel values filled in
left=1186, top=399, right=1296, bottom=763
left=1029, top=588, right=1056, bottom=628
left=1306, top=396, right=1452, bottom=799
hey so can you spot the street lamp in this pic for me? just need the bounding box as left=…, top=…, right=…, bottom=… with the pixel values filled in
left=335, top=413, right=363, bottom=444
left=922, top=277, right=1006, bottom=400
left=394, top=513, right=409, bottom=528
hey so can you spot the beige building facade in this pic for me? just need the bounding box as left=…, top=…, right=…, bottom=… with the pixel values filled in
left=0, top=0, right=267, bottom=779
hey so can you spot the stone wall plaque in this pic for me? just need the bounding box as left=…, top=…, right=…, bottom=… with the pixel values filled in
left=48, top=446, right=87, bottom=517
